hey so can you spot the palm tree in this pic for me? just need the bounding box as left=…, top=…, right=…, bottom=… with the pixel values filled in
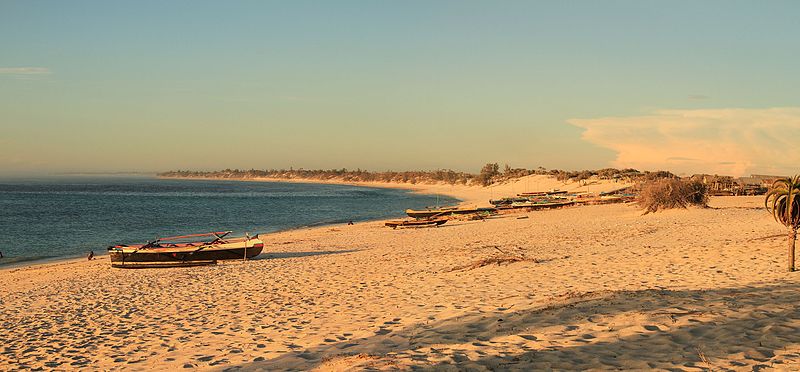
left=765, top=175, right=800, bottom=271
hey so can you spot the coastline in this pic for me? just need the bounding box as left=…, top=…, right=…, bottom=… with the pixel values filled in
left=158, top=174, right=634, bottom=207
left=0, top=177, right=460, bottom=270
left=0, top=173, right=626, bottom=277
left=157, top=175, right=473, bottom=205
left=0, top=254, right=99, bottom=274
left=0, top=252, right=99, bottom=272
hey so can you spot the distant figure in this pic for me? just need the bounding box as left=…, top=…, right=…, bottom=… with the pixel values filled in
left=0, top=251, right=3, bottom=259
left=347, top=221, right=354, bottom=225
left=87, top=251, right=94, bottom=261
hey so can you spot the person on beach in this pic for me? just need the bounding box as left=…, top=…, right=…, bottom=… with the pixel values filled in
left=87, top=251, right=94, bottom=260
left=0, top=251, right=3, bottom=259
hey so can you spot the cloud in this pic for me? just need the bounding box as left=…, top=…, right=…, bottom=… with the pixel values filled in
left=568, top=108, right=800, bottom=177
left=0, top=67, right=51, bottom=75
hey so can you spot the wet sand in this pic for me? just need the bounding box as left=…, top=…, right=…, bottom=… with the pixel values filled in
left=2, top=190, right=799, bottom=370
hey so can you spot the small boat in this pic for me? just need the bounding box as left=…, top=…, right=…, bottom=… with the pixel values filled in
left=385, top=218, right=448, bottom=229
left=573, top=195, right=627, bottom=205
left=405, top=207, right=497, bottom=219
left=517, top=191, right=547, bottom=197
left=108, top=231, right=264, bottom=268
left=518, top=190, right=567, bottom=197
left=489, top=197, right=529, bottom=206
left=511, top=200, right=575, bottom=209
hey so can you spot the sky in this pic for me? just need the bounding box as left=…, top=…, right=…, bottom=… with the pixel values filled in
left=1, top=1, right=799, bottom=177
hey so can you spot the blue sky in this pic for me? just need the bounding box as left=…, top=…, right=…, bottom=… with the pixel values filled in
left=1, top=1, right=799, bottom=176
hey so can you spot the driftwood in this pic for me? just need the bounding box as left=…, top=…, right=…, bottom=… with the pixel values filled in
left=456, top=254, right=536, bottom=270
left=450, top=243, right=571, bottom=272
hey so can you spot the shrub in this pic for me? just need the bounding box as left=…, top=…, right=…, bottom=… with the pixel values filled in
left=478, top=163, right=500, bottom=186
left=638, top=178, right=709, bottom=214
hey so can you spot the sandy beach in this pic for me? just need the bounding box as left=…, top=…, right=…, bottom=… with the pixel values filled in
left=2, top=180, right=799, bottom=371
left=177, top=174, right=633, bottom=207
left=5, top=1, right=797, bottom=370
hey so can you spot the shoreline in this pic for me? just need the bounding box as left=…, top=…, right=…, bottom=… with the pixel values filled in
left=0, top=254, right=97, bottom=273
left=0, top=173, right=632, bottom=273
left=158, top=174, right=634, bottom=207
left=0, top=252, right=98, bottom=271
left=0, top=177, right=464, bottom=271
left=157, top=175, right=475, bottom=205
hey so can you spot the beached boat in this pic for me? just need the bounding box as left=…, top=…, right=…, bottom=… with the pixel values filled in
left=573, top=195, right=628, bottom=205
left=511, top=200, right=575, bottom=209
left=489, top=197, right=529, bottom=206
left=385, top=218, right=448, bottom=229
left=107, top=231, right=264, bottom=268
left=518, top=190, right=567, bottom=197
left=405, top=207, right=497, bottom=219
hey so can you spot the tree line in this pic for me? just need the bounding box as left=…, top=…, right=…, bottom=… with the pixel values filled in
left=159, top=164, right=678, bottom=187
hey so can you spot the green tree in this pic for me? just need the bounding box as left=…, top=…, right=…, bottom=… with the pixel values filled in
left=765, top=175, right=800, bottom=271
left=478, top=163, right=500, bottom=186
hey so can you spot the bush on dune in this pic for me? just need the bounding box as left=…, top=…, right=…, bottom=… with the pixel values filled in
left=638, top=178, right=709, bottom=214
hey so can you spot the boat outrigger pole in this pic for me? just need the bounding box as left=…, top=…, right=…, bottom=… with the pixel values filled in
left=244, top=232, right=249, bottom=261
left=151, top=231, right=232, bottom=243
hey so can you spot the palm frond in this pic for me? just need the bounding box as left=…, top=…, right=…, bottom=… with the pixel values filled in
left=766, top=175, right=800, bottom=229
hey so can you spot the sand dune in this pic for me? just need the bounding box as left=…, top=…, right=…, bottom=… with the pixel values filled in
left=248, top=174, right=633, bottom=207
left=1, top=194, right=798, bottom=370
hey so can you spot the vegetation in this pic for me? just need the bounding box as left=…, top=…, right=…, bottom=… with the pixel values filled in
left=159, top=165, right=680, bottom=187
left=637, top=178, right=708, bottom=214
left=159, top=168, right=480, bottom=185
left=765, top=176, right=800, bottom=271
left=478, top=163, right=501, bottom=186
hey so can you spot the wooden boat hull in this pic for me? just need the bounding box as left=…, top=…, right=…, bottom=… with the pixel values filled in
left=405, top=207, right=496, bottom=219
left=512, top=201, right=575, bottom=210
left=111, top=260, right=217, bottom=269
left=108, top=237, right=264, bottom=268
left=489, top=197, right=529, bottom=206
left=385, top=218, right=447, bottom=229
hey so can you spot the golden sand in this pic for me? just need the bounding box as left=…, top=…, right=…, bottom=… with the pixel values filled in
left=1, top=178, right=799, bottom=370
left=244, top=174, right=633, bottom=207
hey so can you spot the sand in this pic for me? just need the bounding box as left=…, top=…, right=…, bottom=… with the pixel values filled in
left=168, top=174, right=633, bottom=207
left=2, top=181, right=800, bottom=370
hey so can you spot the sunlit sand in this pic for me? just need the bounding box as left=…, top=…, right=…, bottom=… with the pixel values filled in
left=1, top=178, right=796, bottom=370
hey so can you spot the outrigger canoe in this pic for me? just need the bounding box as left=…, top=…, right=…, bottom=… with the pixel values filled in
left=107, top=231, right=264, bottom=268
left=489, top=197, right=529, bottom=207
left=405, top=207, right=497, bottom=219
left=385, top=218, right=448, bottom=229
left=511, top=200, right=575, bottom=209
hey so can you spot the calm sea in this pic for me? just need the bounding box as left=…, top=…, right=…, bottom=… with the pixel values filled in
left=0, top=176, right=458, bottom=267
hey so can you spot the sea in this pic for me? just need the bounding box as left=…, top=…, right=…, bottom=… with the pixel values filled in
left=0, top=176, right=459, bottom=267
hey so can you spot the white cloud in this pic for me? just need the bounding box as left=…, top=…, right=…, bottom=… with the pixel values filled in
left=568, top=108, right=800, bottom=177
left=0, top=67, right=51, bottom=75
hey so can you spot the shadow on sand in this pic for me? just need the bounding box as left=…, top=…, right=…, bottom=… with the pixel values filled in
left=234, top=280, right=800, bottom=370
left=253, top=250, right=361, bottom=260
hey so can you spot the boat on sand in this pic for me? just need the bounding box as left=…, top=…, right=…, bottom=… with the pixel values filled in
left=405, top=207, right=497, bottom=219
left=107, top=231, right=264, bottom=268
left=385, top=218, right=448, bottom=229
left=511, top=200, right=575, bottom=209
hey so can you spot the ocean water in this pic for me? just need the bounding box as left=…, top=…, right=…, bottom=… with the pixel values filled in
left=0, top=176, right=458, bottom=266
